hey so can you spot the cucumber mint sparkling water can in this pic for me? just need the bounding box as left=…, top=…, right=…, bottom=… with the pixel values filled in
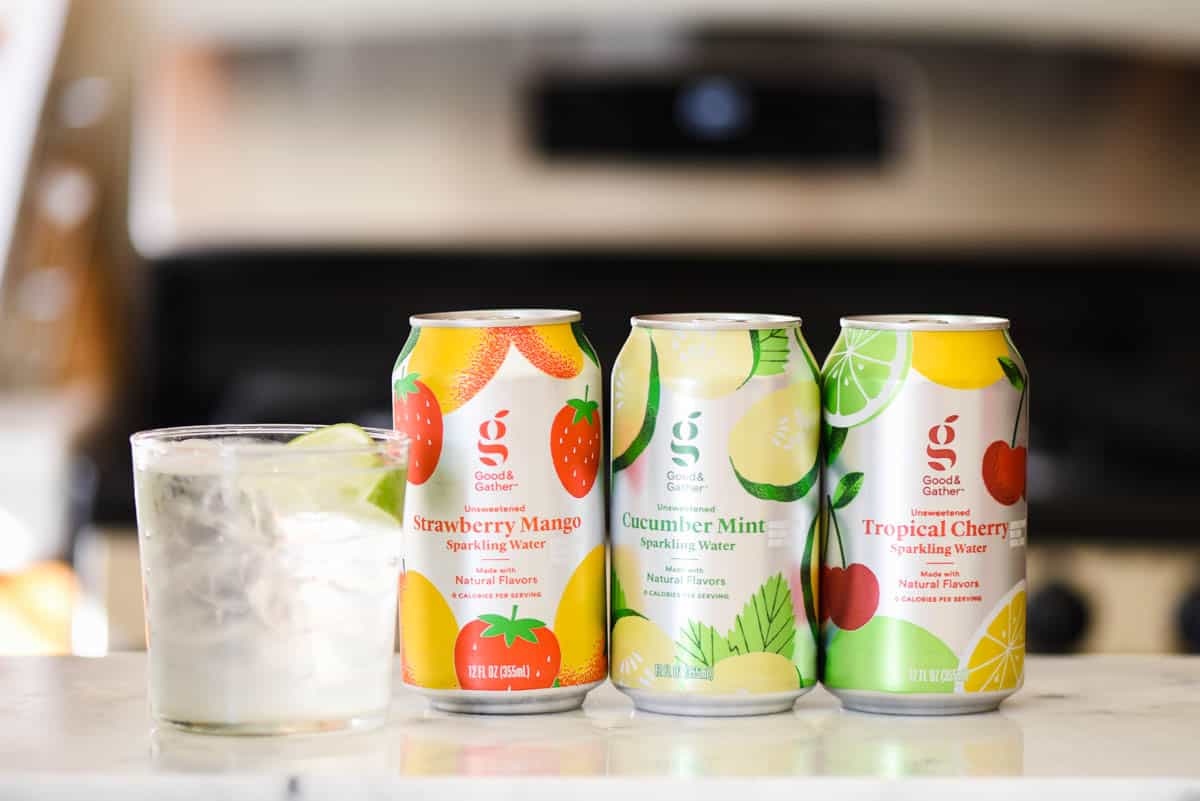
left=610, top=313, right=822, bottom=716
left=820, top=315, right=1028, bottom=715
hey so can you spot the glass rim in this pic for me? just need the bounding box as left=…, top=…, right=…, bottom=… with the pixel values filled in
left=130, top=424, right=408, bottom=459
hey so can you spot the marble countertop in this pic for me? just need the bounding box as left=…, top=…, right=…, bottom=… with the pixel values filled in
left=1, top=654, right=1198, bottom=799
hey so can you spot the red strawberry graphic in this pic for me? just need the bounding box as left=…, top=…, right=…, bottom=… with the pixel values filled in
left=454, top=605, right=561, bottom=691
left=393, top=371, right=443, bottom=485
left=550, top=385, right=601, bottom=498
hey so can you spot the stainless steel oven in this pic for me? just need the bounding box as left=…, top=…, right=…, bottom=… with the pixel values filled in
left=108, top=19, right=1200, bottom=653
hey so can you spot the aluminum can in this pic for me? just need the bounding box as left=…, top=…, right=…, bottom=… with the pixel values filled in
left=610, top=313, right=822, bottom=716
left=820, top=314, right=1028, bottom=714
left=393, top=309, right=606, bottom=713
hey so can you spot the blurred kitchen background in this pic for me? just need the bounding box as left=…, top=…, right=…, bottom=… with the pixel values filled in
left=2, top=0, right=1199, bottom=657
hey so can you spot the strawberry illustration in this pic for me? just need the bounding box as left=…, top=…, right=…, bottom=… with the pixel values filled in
left=550, top=385, right=601, bottom=498
left=454, top=605, right=561, bottom=690
left=393, top=371, right=443, bottom=485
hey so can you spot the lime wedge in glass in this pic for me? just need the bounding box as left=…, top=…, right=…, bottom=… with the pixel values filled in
left=284, top=423, right=406, bottom=524
left=821, top=329, right=911, bottom=429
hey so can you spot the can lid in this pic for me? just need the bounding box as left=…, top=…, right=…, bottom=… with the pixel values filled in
left=632, top=313, right=802, bottom=331
left=409, top=309, right=581, bottom=328
left=840, top=314, right=1010, bottom=332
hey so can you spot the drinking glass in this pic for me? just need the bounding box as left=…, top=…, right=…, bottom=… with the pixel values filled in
left=131, top=425, right=407, bottom=734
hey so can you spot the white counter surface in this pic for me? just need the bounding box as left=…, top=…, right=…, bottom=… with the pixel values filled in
left=1, top=654, right=1198, bottom=799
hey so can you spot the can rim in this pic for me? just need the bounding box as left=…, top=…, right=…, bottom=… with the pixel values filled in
left=632, top=313, right=802, bottom=331
left=409, top=309, right=581, bottom=328
left=840, top=314, right=1010, bottom=332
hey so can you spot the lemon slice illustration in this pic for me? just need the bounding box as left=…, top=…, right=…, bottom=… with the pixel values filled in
left=959, top=580, right=1026, bottom=692
left=911, top=329, right=1012, bottom=390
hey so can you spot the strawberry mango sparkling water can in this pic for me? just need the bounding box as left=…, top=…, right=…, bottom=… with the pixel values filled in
left=820, top=314, right=1028, bottom=714
left=610, top=313, right=822, bottom=716
left=392, top=310, right=606, bottom=713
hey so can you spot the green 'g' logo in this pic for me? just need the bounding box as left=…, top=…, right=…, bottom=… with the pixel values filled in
left=671, top=411, right=702, bottom=467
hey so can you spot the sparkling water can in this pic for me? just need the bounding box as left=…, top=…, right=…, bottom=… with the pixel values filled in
left=610, top=313, right=822, bottom=716
left=393, top=309, right=606, bottom=713
left=820, top=314, right=1028, bottom=714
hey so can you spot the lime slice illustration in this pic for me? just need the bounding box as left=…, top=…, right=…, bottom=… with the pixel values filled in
left=821, top=329, right=911, bottom=428
left=825, top=616, right=958, bottom=693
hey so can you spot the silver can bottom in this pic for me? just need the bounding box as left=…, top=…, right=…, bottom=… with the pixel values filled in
left=619, top=685, right=813, bottom=717
left=408, top=680, right=604, bottom=715
left=829, top=688, right=1018, bottom=716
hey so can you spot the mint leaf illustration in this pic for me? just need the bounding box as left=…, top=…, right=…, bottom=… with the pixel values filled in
left=610, top=571, right=644, bottom=623
left=745, top=328, right=790, bottom=385
left=831, top=472, right=864, bottom=510
left=726, top=574, right=796, bottom=660
left=824, top=424, right=848, bottom=466
left=612, top=571, right=629, bottom=611
left=676, top=620, right=733, bottom=668
left=394, top=328, right=420, bottom=371
left=793, top=327, right=821, bottom=379
left=572, top=322, right=600, bottom=369
left=799, top=514, right=820, bottom=649
left=997, top=357, right=1025, bottom=391
left=612, top=338, right=660, bottom=473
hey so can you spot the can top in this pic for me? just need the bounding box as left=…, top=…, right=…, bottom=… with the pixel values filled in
left=840, top=314, right=1010, bottom=332
left=632, top=313, right=802, bottom=331
left=409, top=309, right=581, bottom=328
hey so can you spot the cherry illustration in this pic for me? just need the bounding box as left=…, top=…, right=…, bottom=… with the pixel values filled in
left=983, top=357, right=1028, bottom=506
left=819, top=566, right=840, bottom=623
left=834, top=563, right=880, bottom=631
left=823, top=472, right=879, bottom=632
left=983, top=441, right=1026, bottom=505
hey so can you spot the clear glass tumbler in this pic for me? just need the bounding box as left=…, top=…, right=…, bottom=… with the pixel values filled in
left=131, top=425, right=407, bottom=734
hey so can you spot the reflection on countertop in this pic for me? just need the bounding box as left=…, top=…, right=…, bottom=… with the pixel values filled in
left=3, top=653, right=1199, bottom=782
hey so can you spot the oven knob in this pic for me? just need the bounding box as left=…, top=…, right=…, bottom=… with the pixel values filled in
left=1027, top=581, right=1090, bottom=653
left=1178, top=587, right=1200, bottom=654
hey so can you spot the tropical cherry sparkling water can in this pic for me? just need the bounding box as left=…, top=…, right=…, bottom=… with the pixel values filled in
left=820, top=314, right=1028, bottom=714
left=610, top=313, right=822, bottom=716
left=392, top=310, right=606, bottom=713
